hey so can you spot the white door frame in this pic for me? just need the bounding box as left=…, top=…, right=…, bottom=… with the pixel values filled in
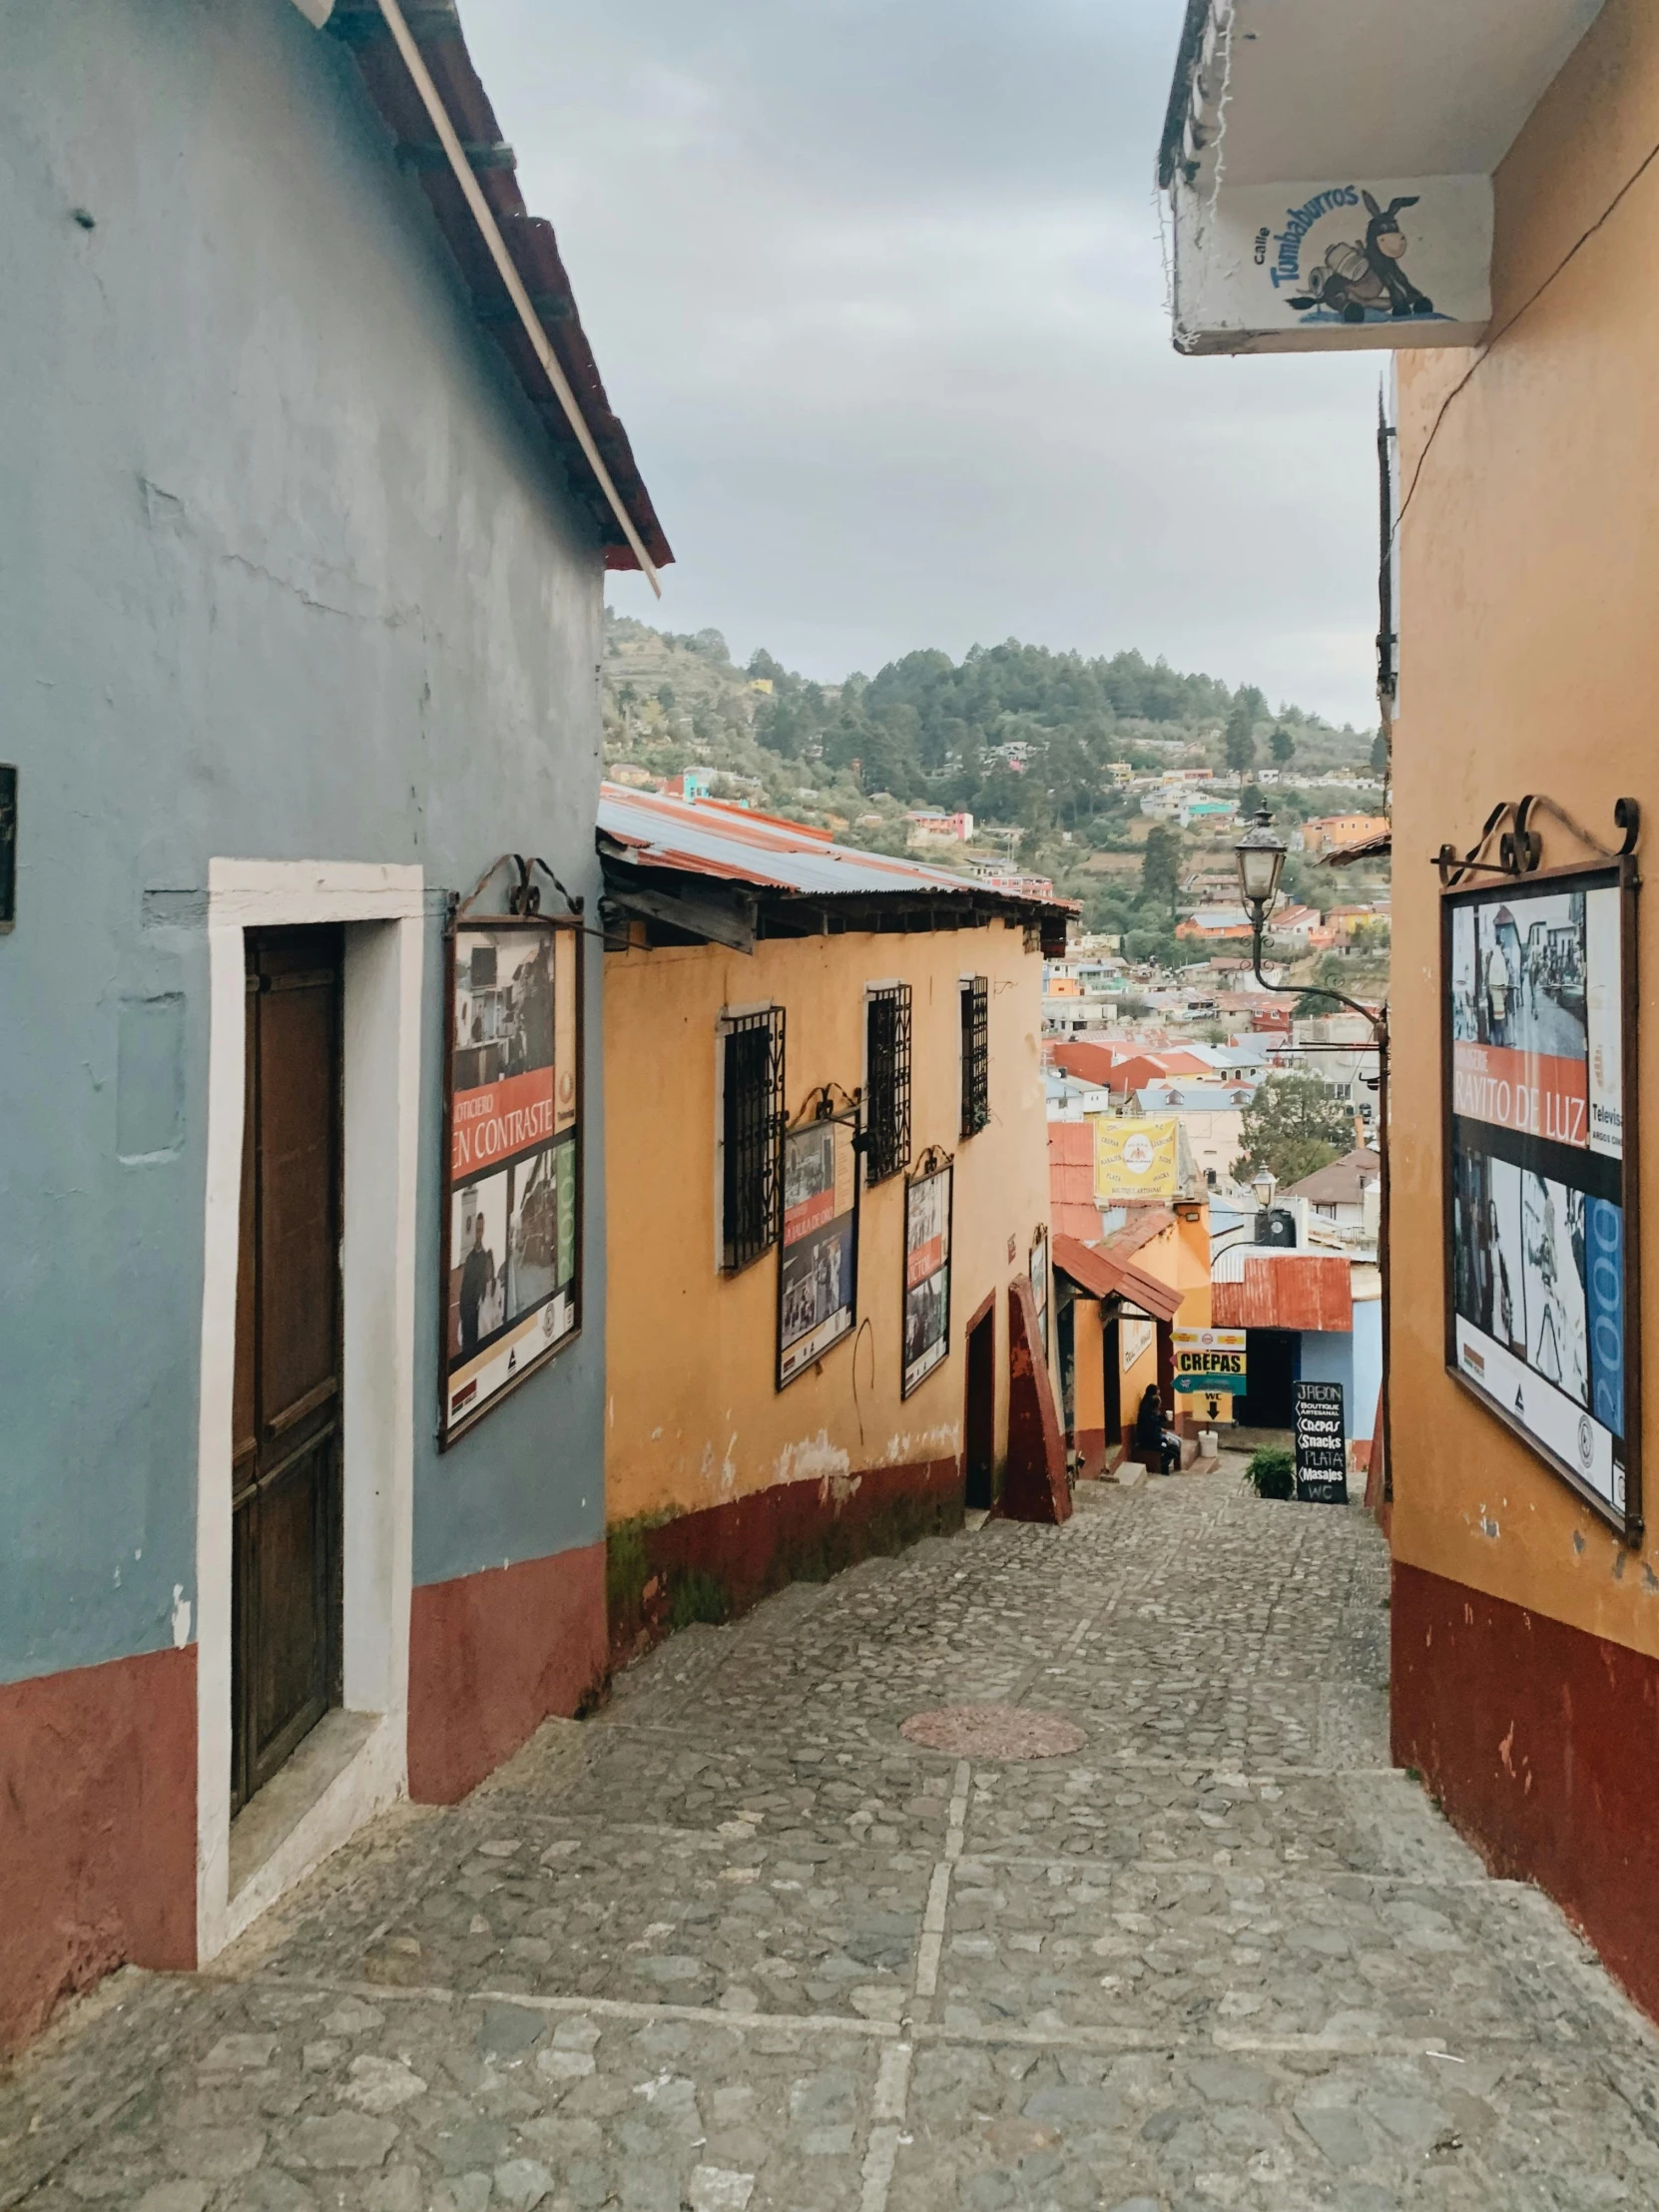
left=195, top=858, right=424, bottom=1960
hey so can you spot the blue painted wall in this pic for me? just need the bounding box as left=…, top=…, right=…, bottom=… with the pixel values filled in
left=1298, top=1308, right=1382, bottom=1445
left=0, top=0, right=611, bottom=1684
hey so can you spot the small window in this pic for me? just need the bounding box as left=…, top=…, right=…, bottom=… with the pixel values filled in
left=960, top=976, right=989, bottom=1137
left=720, top=1007, right=785, bottom=1272
left=864, top=983, right=911, bottom=1184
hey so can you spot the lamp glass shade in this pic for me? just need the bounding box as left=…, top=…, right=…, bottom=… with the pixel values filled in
left=1252, top=1168, right=1277, bottom=1211
left=1235, top=811, right=1288, bottom=911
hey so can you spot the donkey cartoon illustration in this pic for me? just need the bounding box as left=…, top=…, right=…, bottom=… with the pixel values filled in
left=1289, top=192, right=1434, bottom=321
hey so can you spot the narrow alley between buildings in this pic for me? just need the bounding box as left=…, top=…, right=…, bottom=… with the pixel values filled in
left=7, top=1468, right=1659, bottom=2212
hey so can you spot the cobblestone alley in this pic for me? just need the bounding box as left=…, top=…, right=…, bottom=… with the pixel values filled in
left=7, top=1466, right=1659, bottom=2212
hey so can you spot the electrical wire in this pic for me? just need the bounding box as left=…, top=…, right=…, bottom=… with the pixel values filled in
left=1397, top=128, right=1659, bottom=536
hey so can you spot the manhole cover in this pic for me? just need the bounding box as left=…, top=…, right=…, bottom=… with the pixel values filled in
left=898, top=1705, right=1086, bottom=1759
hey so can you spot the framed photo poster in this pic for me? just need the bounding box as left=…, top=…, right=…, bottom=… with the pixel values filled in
left=778, top=1106, right=859, bottom=1388
left=441, top=914, right=581, bottom=1445
left=1442, top=860, right=1640, bottom=1536
left=902, top=1150, right=953, bottom=1398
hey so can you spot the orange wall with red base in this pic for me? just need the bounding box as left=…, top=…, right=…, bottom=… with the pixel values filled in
left=1392, top=1562, right=1659, bottom=2021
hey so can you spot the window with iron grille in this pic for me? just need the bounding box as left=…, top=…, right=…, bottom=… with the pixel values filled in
left=864, top=983, right=911, bottom=1184
left=960, top=975, right=989, bottom=1137
left=720, top=1007, right=785, bottom=1272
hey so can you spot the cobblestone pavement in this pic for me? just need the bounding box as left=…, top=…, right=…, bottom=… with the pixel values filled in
left=8, top=1464, right=1659, bottom=2210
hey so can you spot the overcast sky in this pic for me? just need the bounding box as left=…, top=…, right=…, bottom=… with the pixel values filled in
left=463, top=0, right=1382, bottom=727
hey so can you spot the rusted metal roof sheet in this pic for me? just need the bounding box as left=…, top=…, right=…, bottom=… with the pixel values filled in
left=1211, top=1253, right=1353, bottom=1333
left=328, top=0, right=670, bottom=573
left=599, top=787, right=1078, bottom=922
left=1047, top=1123, right=1101, bottom=1241
left=1052, top=1234, right=1184, bottom=1324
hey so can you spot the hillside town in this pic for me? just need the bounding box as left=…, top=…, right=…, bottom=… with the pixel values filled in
left=9, top=3, right=1659, bottom=2209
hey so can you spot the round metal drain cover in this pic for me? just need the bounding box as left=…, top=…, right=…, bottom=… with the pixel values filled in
left=899, top=1704, right=1085, bottom=1759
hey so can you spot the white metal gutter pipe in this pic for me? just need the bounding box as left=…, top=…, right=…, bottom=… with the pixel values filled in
left=291, top=0, right=663, bottom=592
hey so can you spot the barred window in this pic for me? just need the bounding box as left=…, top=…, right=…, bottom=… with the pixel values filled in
left=720, top=1007, right=785, bottom=1272
left=960, top=975, right=989, bottom=1137
left=864, top=983, right=911, bottom=1184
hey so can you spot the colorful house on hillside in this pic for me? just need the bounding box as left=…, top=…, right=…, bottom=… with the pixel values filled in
left=598, top=789, right=1075, bottom=1647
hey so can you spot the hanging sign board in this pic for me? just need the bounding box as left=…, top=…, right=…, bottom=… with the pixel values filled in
left=441, top=913, right=581, bottom=1445
left=1029, top=1226, right=1050, bottom=1361
left=1093, top=1116, right=1180, bottom=1202
left=902, top=1154, right=953, bottom=1398
left=1173, top=1326, right=1248, bottom=1393
left=778, top=1110, right=859, bottom=1388
left=1294, top=1380, right=1348, bottom=1504
left=1442, top=862, right=1640, bottom=1536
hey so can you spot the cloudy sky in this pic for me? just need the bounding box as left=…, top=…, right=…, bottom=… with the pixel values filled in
left=464, top=0, right=1382, bottom=727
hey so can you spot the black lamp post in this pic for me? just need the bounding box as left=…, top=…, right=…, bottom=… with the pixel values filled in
left=1232, top=806, right=1392, bottom=1502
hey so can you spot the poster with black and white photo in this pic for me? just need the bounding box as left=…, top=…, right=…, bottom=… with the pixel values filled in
left=778, top=1113, right=858, bottom=1387
left=442, top=919, right=581, bottom=1444
left=1444, top=862, right=1636, bottom=1529
left=902, top=1158, right=952, bottom=1398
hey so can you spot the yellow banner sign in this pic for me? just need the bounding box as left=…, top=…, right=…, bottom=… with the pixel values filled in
left=1173, top=1326, right=1248, bottom=1392
left=1092, top=1116, right=1179, bottom=1202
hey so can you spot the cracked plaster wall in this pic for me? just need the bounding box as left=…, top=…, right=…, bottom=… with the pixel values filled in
left=0, top=0, right=608, bottom=1684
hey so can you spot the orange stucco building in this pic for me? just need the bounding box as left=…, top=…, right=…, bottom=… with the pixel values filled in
left=1163, top=0, right=1659, bottom=2016
left=599, top=789, right=1071, bottom=1648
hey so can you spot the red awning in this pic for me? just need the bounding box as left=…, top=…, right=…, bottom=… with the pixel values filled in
left=1052, top=1234, right=1183, bottom=1324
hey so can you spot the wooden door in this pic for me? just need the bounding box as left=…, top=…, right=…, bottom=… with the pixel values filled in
left=964, top=1306, right=995, bottom=1511
left=232, top=926, right=344, bottom=1814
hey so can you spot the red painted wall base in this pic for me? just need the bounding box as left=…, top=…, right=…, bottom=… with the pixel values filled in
left=0, top=1645, right=197, bottom=2058
left=1003, top=1275, right=1071, bottom=1524
left=611, top=1455, right=964, bottom=1664
left=1392, top=1560, right=1659, bottom=2024
left=408, top=1543, right=608, bottom=1804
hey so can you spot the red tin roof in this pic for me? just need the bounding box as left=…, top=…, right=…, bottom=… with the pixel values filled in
left=1052, top=1234, right=1184, bottom=1324
left=1211, top=1254, right=1353, bottom=1333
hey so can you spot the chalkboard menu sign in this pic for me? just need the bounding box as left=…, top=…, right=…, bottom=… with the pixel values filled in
left=1294, top=1380, right=1348, bottom=1503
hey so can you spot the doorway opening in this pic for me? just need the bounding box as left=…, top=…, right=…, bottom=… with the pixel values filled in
left=964, top=1301, right=996, bottom=1511
left=1239, top=1328, right=1300, bottom=1429
left=197, top=858, right=422, bottom=1963
left=1103, top=1315, right=1121, bottom=1462
left=233, top=926, right=344, bottom=1814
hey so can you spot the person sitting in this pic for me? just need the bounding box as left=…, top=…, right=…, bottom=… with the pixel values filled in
left=1135, top=1382, right=1183, bottom=1475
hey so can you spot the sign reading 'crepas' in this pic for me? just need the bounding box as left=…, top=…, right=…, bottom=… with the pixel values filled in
left=1172, top=1326, right=1247, bottom=1393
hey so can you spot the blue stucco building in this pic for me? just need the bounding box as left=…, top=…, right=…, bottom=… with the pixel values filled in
left=0, top=0, right=668, bottom=2049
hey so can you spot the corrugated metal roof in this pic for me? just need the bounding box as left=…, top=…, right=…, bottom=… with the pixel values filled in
left=1052, top=1234, right=1184, bottom=1324
left=599, top=786, right=1075, bottom=913
left=1211, top=1252, right=1353, bottom=1333
left=328, top=1, right=669, bottom=573
left=1047, top=1122, right=1102, bottom=1242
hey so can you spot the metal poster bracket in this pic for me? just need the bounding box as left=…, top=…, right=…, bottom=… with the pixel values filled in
left=911, top=1142, right=953, bottom=1180
left=453, top=851, right=586, bottom=923
left=1433, top=797, right=1640, bottom=888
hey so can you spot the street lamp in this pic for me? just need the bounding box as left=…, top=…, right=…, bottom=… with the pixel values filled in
left=1235, top=808, right=1288, bottom=938
left=1251, top=1167, right=1277, bottom=1215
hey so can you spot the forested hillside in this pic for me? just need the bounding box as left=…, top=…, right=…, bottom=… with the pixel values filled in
left=602, top=614, right=1385, bottom=941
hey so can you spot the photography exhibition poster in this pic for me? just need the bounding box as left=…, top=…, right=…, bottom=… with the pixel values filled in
left=443, top=921, right=580, bottom=1442
left=902, top=1160, right=952, bottom=1398
left=1444, top=868, right=1632, bottom=1522
left=778, top=1114, right=858, bottom=1387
